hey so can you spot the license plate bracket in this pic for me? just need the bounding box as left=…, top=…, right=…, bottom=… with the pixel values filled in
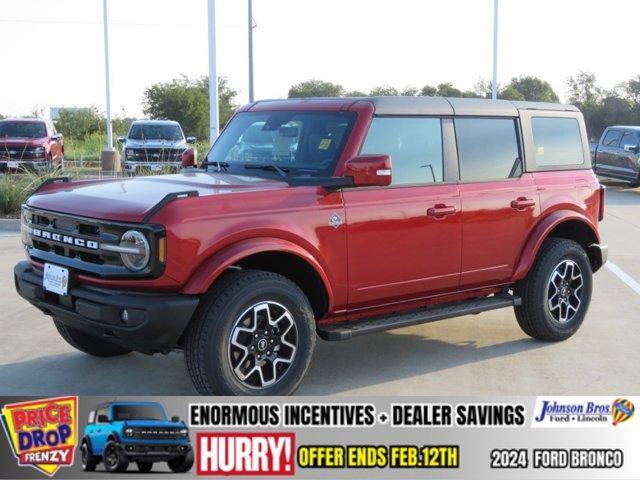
left=43, top=263, right=69, bottom=296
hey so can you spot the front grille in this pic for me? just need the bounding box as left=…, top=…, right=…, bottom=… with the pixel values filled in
left=126, top=147, right=183, bottom=163
left=129, top=427, right=183, bottom=440
left=0, top=145, right=45, bottom=160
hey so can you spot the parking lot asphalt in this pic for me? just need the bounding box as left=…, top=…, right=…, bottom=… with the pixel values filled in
left=1, top=181, right=639, bottom=396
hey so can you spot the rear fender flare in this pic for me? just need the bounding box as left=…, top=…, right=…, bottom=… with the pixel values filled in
left=181, top=237, right=335, bottom=310
left=513, top=210, right=600, bottom=281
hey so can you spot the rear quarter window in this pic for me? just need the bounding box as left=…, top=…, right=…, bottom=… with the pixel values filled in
left=531, top=117, right=584, bottom=167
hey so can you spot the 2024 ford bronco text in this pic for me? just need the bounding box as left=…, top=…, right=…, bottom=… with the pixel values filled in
left=81, top=401, right=192, bottom=473
left=14, top=96, right=607, bottom=396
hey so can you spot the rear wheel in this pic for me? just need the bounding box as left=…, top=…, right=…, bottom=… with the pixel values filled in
left=102, top=441, right=129, bottom=473
left=514, top=238, right=592, bottom=341
left=54, top=319, right=132, bottom=357
left=183, top=270, right=316, bottom=395
left=167, top=450, right=194, bottom=473
left=81, top=443, right=99, bottom=472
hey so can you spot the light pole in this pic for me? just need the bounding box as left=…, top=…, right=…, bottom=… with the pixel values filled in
left=491, top=0, right=499, bottom=100
left=102, top=0, right=113, bottom=150
left=208, top=0, right=220, bottom=143
left=248, top=0, right=255, bottom=102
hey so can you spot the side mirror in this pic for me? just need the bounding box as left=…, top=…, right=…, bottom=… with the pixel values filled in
left=50, top=133, right=62, bottom=142
left=623, top=144, right=638, bottom=153
left=181, top=148, right=196, bottom=167
left=97, top=414, right=110, bottom=424
left=186, top=136, right=197, bottom=144
left=117, top=136, right=126, bottom=144
left=171, top=415, right=180, bottom=422
left=344, top=154, right=392, bottom=187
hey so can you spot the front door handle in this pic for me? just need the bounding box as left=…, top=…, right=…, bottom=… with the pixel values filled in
left=510, top=197, right=536, bottom=210
left=427, top=204, right=457, bottom=218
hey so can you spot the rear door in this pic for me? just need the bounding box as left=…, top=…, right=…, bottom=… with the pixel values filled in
left=456, top=117, right=539, bottom=287
left=344, top=116, right=462, bottom=310
left=594, top=128, right=622, bottom=177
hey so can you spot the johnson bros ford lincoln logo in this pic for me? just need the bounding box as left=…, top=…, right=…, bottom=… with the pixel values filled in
left=1, top=396, right=78, bottom=476
left=532, top=396, right=635, bottom=428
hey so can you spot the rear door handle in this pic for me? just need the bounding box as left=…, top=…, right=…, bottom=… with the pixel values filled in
left=510, top=197, right=536, bottom=210
left=427, top=204, right=457, bottom=218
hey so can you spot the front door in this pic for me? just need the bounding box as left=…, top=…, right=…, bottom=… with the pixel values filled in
left=594, top=129, right=622, bottom=178
left=454, top=117, right=539, bottom=287
left=344, top=116, right=462, bottom=310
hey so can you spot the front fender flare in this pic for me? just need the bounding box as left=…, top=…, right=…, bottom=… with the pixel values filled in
left=181, top=237, right=335, bottom=310
left=513, top=210, right=600, bottom=281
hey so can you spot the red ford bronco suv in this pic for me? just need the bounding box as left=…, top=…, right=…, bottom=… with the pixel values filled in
left=14, top=97, right=607, bottom=396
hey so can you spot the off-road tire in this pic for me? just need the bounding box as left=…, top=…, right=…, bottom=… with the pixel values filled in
left=81, top=442, right=99, bottom=472
left=183, top=270, right=316, bottom=395
left=137, top=461, right=153, bottom=473
left=514, top=238, right=593, bottom=341
left=167, top=450, right=194, bottom=473
left=53, top=319, right=132, bottom=357
left=102, top=440, right=129, bottom=473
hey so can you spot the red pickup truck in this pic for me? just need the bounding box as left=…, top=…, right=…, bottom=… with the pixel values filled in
left=14, top=97, right=606, bottom=396
left=0, top=118, right=64, bottom=171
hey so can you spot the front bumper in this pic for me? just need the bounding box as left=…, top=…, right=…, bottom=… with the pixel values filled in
left=0, top=160, right=48, bottom=171
left=123, top=161, right=181, bottom=173
left=119, top=442, right=192, bottom=461
left=14, top=261, right=199, bottom=354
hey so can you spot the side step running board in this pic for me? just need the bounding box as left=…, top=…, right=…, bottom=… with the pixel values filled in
left=317, top=294, right=521, bottom=341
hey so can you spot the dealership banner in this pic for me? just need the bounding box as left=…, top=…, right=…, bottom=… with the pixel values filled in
left=0, top=396, right=637, bottom=479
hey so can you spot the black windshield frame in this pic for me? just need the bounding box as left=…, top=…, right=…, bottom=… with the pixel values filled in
left=203, top=111, right=357, bottom=179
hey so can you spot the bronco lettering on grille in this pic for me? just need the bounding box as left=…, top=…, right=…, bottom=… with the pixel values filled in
left=31, top=228, right=99, bottom=250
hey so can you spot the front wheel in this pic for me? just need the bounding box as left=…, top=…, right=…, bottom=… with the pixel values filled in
left=168, top=450, right=194, bottom=473
left=183, top=270, right=316, bottom=396
left=102, top=441, right=129, bottom=473
left=514, top=238, right=593, bottom=341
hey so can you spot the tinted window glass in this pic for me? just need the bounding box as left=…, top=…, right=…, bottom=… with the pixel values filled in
left=0, top=121, right=47, bottom=139
left=620, top=132, right=638, bottom=148
left=602, top=129, right=622, bottom=146
left=112, top=405, right=165, bottom=421
left=96, top=408, right=109, bottom=423
left=455, top=118, right=520, bottom=181
left=360, top=117, right=443, bottom=185
left=532, top=117, right=584, bottom=166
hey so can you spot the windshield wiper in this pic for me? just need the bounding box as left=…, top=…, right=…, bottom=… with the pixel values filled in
left=243, top=164, right=289, bottom=178
left=200, top=160, right=230, bottom=171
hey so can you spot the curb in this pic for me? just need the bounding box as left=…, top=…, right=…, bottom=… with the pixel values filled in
left=0, top=218, right=20, bottom=233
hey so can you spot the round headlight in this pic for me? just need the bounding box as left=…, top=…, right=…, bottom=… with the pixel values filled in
left=119, top=230, right=150, bottom=271
left=124, top=427, right=134, bottom=437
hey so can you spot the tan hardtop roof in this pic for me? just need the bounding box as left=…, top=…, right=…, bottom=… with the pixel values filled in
left=249, top=96, right=579, bottom=117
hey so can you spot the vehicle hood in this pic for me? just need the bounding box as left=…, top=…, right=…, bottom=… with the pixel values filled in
left=26, top=171, right=288, bottom=223
left=125, top=139, right=186, bottom=149
left=121, top=420, right=185, bottom=429
left=0, top=138, right=47, bottom=148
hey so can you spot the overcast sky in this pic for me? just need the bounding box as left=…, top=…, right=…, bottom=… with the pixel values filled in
left=1, top=0, right=638, bottom=118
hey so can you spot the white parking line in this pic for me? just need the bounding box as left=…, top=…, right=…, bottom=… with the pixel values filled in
left=606, top=262, right=640, bottom=296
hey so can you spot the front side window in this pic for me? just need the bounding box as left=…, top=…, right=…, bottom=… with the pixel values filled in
left=602, top=129, right=622, bottom=147
left=129, top=124, right=183, bottom=141
left=620, top=132, right=638, bottom=149
left=360, top=117, right=443, bottom=185
left=206, top=111, right=356, bottom=178
left=455, top=118, right=521, bottom=181
left=531, top=117, right=584, bottom=166
left=0, top=121, right=47, bottom=139
left=112, top=405, right=166, bottom=421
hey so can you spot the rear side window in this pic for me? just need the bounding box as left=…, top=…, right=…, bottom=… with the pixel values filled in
left=360, top=117, right=443, bottom=185
left=455, top=118, right=521, bottom=181
left=531, top=117, right=584, bottom=166
left=602, top=129, right=622, bottom=146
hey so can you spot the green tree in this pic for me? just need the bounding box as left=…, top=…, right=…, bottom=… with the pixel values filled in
left=344, top=90, right=367, bottom=97
left=143, top=75, right=237, bottom=139
left=288, top=80, right=344, bottom=98
left=369, top=86, right=399, bottom=96
left=499, top=84, right=526, bottom=101
left=400, top=86, right=419, bottom=96
left=419, top=85, right=437, bottom=96
left=436, top=83, right=462, bottom=97
left=55, top=107, right=102, bottom=138
left=567, top=72, right=602, bottom=105
left=502, top=76, right=559, bottom=102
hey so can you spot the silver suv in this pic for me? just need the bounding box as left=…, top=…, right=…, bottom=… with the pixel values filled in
left=118, top=120, right=195, bottom=174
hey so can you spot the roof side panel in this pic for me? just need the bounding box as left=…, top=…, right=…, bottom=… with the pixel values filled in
left=446, top=97, right=518, bottom=116
left=369, top=96, right=454, bottom=115
left=511, top=100, right=579, bottom=112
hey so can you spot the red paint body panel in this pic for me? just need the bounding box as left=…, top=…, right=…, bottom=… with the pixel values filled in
left=22, top=100, right=604, bottom=325
left=0, top=118, right=64, bottom=164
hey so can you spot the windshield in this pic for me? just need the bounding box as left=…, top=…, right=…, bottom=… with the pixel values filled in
left=0, top=121, right=47, bottom=139
left=112, top=405, right=166, bottom=421
left=205, top=111, right=356, bottom=177
left=129, top=124, right=183, bottom=141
